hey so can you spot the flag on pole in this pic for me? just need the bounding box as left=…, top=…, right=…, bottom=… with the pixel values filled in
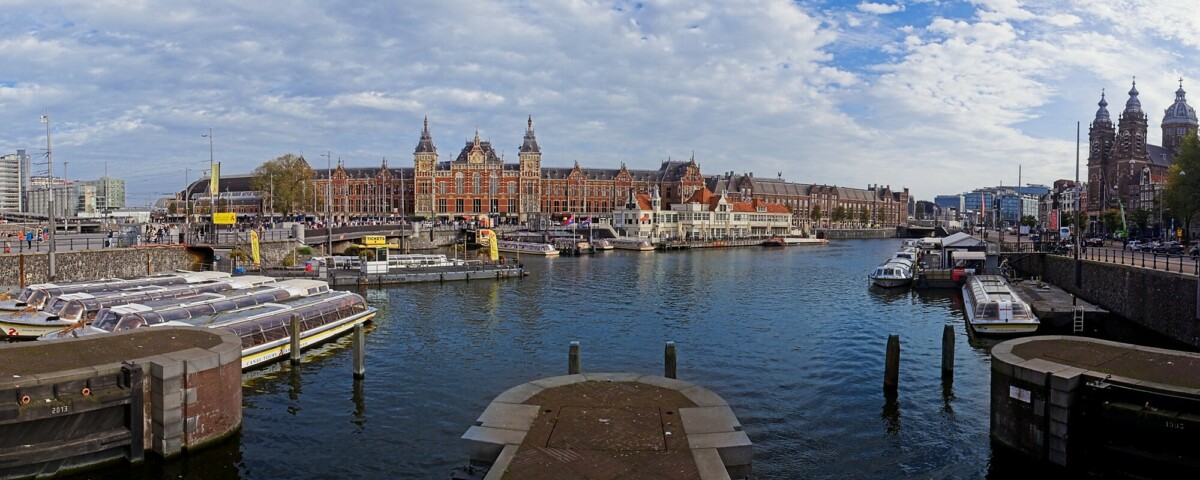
left=210, top=162, right=221, bottom=196
left=562, top=214, right=575, bottom=226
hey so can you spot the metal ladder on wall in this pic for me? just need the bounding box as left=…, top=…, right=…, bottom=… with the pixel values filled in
left=1073, top=306, right=1085, bottom=334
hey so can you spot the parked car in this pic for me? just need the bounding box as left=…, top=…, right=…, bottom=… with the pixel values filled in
left=1125, top=240, right=1143, bottom=251
left=1085, top=237, right=1104, bottom=247
left=1189, top=245, right=1199, bottom=258
left=1154, top=241, right=1184, bottom=255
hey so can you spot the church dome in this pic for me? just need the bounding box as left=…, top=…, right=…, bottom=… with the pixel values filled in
left=1124, top=80, right=1142, bottom=114
left=1163, top=81, right=1199, bottom=126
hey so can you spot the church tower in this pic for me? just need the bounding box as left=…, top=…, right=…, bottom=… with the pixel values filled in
left=1109, top=80, right=1150, bottom=211
left=1086, top=91, right=1115, bottom=214
left=1161, top=79, right=1198, bottom=151
left=518, top=115, right=542, bottom=220
left=413, top=116, right=438, bottom=218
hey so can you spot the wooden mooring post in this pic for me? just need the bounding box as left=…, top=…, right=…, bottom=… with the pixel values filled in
left=290, top=314, right=301, bottom=365
left=664, top=341, right=677, bottom=379
left=884, top=334, right=900, bottom=396
left=941, top=325, right=954, bottom=380
left=568, top=341, right=580, bottom=374
left=352, top=323, right=365, bottom=378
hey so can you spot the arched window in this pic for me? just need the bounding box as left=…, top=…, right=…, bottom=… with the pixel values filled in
left=455, top=174, right=464, bottom=194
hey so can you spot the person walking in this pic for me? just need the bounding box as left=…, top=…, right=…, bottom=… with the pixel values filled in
left=25, top=230, right=32, bottom=249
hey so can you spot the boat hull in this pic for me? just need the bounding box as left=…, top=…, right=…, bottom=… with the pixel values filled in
left=240, top=309, right=377, bottom=369
left=961, top=279, right=1040, bottom=337
left=869, top=276, right=912, bottom=288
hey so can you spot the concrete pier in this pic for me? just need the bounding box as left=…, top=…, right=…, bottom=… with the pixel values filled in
left=991, top=336, right=1200, bottom=476
left=0, top=327, right=242, bottom=478
left=462, top=373, right=751, bottom=479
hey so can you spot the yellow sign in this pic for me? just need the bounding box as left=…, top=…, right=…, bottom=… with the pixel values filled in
left=210, top=162, right=220, bottom=196
left=364, top=235, right=387, bottom=246
left=478, top=229, right=498, bottom=262
left=213, top=212, right=236, bottom=225
left=250, top=230, right=261, bottom=267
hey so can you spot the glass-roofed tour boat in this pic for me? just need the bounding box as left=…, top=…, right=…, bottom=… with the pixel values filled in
left=961, top=274, right=1040, bottom=336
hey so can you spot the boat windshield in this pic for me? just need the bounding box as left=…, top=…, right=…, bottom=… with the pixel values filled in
left=25, top=290, right=50, bottom=308
left=92, top=309, right=120, bottom=331
left=46, top=297, right=71, bottom=314
left=60, top=302, right=87, bottom=322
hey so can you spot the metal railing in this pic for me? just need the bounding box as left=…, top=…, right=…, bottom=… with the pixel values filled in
left=1003, top=241, right=1200, bottom=276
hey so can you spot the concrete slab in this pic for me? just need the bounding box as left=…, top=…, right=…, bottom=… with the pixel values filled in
left=1050, top=366, right=1087, bottom=391
left=637, top=375, right=694, bottom=391
left=149, top=359, right=183, bottom=380
left=680, top=385, right=729, bottom=408
left=462, top=425, right=529, bottom=464
left=692, top=448, right=733, bottom=480
left=492, top=382, right=545, bottom=404
left=476, top=402, right=539, bottom=432
left=687, top=431, right=753, bottom=467
left=482, top=444, right=519, bottom=480
left=680, top=406, right=741, bottom=434
left=529, top=374, right=586, bottom=389
left=582, top=372, right=643, bottom=382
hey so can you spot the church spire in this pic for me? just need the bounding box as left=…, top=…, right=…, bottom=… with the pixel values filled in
left=414, top=116, right=436, bottom=154
left=1093, top=89, right=1110, bottom=124
left=1124, top=78, right=1142, bottom=114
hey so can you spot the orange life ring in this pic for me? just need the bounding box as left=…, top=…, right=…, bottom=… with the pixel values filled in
left=20, top=395, right=30, bottom=405
left=81, top=387, right=91, bottom=397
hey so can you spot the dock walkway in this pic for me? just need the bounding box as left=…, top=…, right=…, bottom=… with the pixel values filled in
left=463, top=373, right=751, bottom=479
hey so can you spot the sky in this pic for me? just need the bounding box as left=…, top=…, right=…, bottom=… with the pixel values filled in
left=2, top=0, right=1199, bottom=207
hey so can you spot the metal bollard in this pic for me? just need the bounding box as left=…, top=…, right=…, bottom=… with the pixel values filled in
left=884, top=334, right=900, bottom=396
left=290, top=314, right=302, bottom=364
left=568, top=341, right=580, bottom=375
left=664, top=341, right=677, bottom=379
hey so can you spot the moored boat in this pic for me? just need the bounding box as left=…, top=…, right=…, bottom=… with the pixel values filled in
left=868, top=258, right=914, bottom=288
left=495, top=239, right=560, bottom=256
left=0, top=271, right=232, bottom=313
left=2, top=275, right=278, bottom=339
left=592, top=239, right=613, bottom=251
left=961, top=274, right=1040, bottom=336
left=610, top=238, right=655, bottom=251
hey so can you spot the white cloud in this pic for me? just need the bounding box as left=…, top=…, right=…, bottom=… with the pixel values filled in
left=857, top=2, right=905, bottom=15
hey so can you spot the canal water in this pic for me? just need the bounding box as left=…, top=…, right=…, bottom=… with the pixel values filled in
left=97, top=239, right=1180, bottom=479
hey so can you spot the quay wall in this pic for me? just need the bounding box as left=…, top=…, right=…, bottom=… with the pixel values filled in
left=1006, top=253, right=1200, bottom=348
left=0, top=248, right=197, bottom=286
left=819, top=228, right=895, bottom=240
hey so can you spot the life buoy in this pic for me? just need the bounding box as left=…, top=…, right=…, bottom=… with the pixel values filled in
left=20, top=395, right=30, bottom=405
left=81, top=387, right=91, bottom=397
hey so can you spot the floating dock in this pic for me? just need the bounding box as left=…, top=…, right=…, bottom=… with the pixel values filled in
left=461, top=373, right=751, bottom=479
left=991, top=336, right=1200, bottom=477
left=269, top=263, right=525, bottom=287
left=1007, top=278, right=1109, bottom=331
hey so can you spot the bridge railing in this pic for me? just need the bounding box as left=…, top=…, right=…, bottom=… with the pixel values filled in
left=1005, top=242, right=1200, bottom=276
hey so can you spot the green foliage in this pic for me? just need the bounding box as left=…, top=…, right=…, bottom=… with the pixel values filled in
left=228, top=248, right=248, bottom=260
left=1130, top=208, right=1151, bottom=231
left=858, top=208, right=869, bottom=225
left=1165, top=135, right=1200, bottom=239
left=251, top=154, right=315, bottom=215
left=831, top=205, right=847, bottom=224
left=281, top=256, right=296, bottom=267
left=1101, top=209, right=1122, bottom=233
left=1021, top=215, right=1038, bottom=227
left=810, top=205, right=822, bottom=221
left=343, top=245, right=363, bottom=257
left=296, top=246, right=313, bottom=255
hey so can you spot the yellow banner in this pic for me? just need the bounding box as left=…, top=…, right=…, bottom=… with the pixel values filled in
left=250, top=230, right=261, bottom=267
left=364, top=235, right=387, bottom=246
left=210, top=162, right=220, bottom=196
left=479, top=229, right=498, bottom=262
left=213, top=212, right=236, bottom=225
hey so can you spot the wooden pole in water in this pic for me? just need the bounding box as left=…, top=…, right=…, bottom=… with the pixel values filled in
left=664, top=341, right=677, bottom=379
left=941, top=325, right=954, bottom=379
left=290, top=314, right=301, bottom=364
left=884, top=334, right=900, bottom=395
left=568, top=341, right=580, bottom=374
left=352, top=323, right=365, bottom=378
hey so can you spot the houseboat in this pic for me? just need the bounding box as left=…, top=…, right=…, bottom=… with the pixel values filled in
left=610, top=238, right=655, bottom=251
left=868, top=258, right=914, bottom=288
left=961, top=274, right=1040, bottom=336
left=495, top=239, right=560, bottom=256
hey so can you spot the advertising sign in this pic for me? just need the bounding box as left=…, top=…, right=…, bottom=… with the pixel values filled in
left=213, top=212, right=236, bottom=225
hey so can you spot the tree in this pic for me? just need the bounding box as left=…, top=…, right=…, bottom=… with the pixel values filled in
left=1101, top=209, right=1122, bottom=234
left=832, top=205, right=847, bottom=226
left=1164, top=135, right=1200, bottom=241
left=1020, top=215, right=1037, bottom=227
left=811, top=204, right=822, bottom=227
left=251, top=154, right=315, bottom=216
left=858, top=207, right=869, bottom=226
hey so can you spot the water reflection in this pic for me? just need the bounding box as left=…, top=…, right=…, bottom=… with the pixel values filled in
left=880, top=398, right=901, bottom=435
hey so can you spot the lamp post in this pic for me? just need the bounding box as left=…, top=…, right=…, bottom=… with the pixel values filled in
left=41, top=112, right=57, bottom=280
left=322, top=151, right=332, bottom=255
left=202, top=128, right=214, bottom=243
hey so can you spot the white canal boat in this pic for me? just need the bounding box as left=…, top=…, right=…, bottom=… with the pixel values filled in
left=495, top=240, right=560, bottom=256
left=610, top=238, right=655, bottom=251
left=868, top=257, right=914, bottom=288
left=961, top=274, right=1040, bottom=336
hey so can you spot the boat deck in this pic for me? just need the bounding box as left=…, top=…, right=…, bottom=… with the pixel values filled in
left=1008, top=278, right=1109, bottom=330
left=463, top=373, right=750, bottom=479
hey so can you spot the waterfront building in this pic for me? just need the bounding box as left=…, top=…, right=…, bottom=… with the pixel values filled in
left=1086, top=79, right=1197, bottom=234
left=182, top=118, right=910, bottom=231
left=0, top=150, right=30, bottom=212
left=612, top=186, right=792, bottom=240
left=25, top=176, right=76, bottom=219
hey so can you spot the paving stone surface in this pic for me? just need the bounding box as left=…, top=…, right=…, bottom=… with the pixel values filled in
left=1011, top=338, right=1200, bottom=389
left=503, top=380, right=701, bottom=479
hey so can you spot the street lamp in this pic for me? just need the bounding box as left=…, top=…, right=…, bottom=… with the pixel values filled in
left=202, top=128, right=214, bottom=243
left=41, top=111, right=57, bottom=280
left=321, top=151, right=332, bottom=255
